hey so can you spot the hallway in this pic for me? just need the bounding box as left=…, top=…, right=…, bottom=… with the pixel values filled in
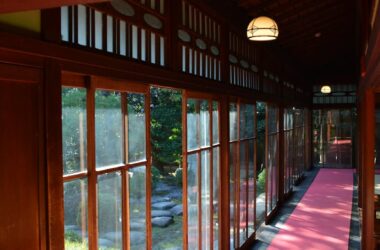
left=252, top=168, right=359, bottom=249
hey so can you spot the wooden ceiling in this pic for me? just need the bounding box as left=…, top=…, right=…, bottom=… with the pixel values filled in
left=230, top=0, right=359, bottom=84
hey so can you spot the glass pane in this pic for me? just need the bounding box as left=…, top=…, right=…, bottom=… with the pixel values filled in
left=213, top=147, right=220, bottom=249
left=128, top=93, right=146, bottom=163
left=229, top=143, right=236, bottom=249
left=97, top=172, right=122, bottom=249
left=229, top=103, right=238, bottom=141
left=240, top=104, right=254, bottom=139
left=256, top=102, right=266, bottom=226
left=187, top=99, right=199, bottom=150
left=129, top=166, right=146, bottom=250
left=78, top=5, right=87, bottom=46
left=201, top=150, right=211, bottom=250
left=187, top=153, right=198, bottom=249
left=64, top=179, right=88, bottom=249
left=248, top=140, right=255, bottom=236
left=212, top=101, right=219, bottom=144
left=150, top=87, right=183, bottom=250
left=200, top=101, right=210, bottom=147
left=239, top=142, right=247, bottom=246
left=95, top=90, right=123, bottom=168
left=62, top=87, right=87, bottom=175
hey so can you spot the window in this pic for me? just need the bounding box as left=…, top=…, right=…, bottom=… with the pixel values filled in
left=229, top=100, right=256, bottom=248
left=62, top=79, right=149, bottom=249
left=185, top=95, right=220, bottom=249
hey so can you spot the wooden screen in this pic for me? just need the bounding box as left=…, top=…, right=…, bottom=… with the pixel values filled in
left=183, top=93, right=220, bottom=249
left=228, top=31, right=259, bottom=90
left=229, top=101, right=256, bottom=248
left=61, top=0, right=167, bottom=66
left=62, top=76, right=151, bottom=249
left=283, top=108, right=294, bottom=195
left=179, top=0, right=222, bottom=81
left=266, top=104, right=279, bottom=216
left=294, top=109, right=305, bottom=181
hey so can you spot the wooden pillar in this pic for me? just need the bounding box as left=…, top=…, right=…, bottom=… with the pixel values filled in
left=44, top=59, right=64, bottom=249
left=362, top=88, right=375, bottom=250
left=220, top=95, right=230, bottom=250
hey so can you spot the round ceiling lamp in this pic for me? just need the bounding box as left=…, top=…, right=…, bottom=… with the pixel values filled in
left=321, top=85, right=332, bottom=94
left=247, top=16, right=279, bottom=41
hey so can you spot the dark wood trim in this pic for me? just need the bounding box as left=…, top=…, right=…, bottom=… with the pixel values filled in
left=44, top=59, right=64, bottom=249
left=0, top=0, right=109, bottom=13
left=361, top=88, right=375, bottom=250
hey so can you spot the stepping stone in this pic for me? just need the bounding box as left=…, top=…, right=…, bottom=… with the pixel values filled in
left=151, top=196, right=171, bottom=204
left=98, top=238, right=114, bottom=247
left=130, top=222, right=146, bottom=230
left=130, top=231, right=145, bottom=245
left=104, top=232, right=122, bottom=241
left=170, top=204, right=183, bottom=216
left=152, top=201, right=176, bottom=210
left=152, top=216, right=174, bottom=227
left=152, top=210, right=173, bottom=218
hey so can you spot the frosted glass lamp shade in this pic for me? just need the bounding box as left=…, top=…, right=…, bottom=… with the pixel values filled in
left=247, top=16, right=279, bottom=41
left=321, top=85, right=332, bottom=94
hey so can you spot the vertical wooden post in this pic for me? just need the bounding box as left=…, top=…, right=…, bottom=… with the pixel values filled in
left=44, top=59, right=64, bottom=250
left=362, top=88, right=375, bottom=250
left=220, top=96, right=230, bottom=250
left=220, top=20, right=229, bottom=85
left=166, top=0, right=181, bottom=72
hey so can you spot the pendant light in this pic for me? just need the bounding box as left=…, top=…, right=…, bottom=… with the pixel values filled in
left=321, top=85, right=332, bottom=94
left=247, top=16, right=279, bottom=41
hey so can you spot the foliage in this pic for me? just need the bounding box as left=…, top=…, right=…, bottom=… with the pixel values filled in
left=65, top=231, right=82, bottom=243
left=150, top=88, right=182, bottom=171
left=257, top=170, right=266, bottom=195
left=174, top=167, right=183, bottom=186
left=151, top=166, right=161, bottom=189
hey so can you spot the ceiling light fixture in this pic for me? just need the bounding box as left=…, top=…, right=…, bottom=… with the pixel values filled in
left=314, top=32, right=321, bottom=38
left=247, top=16, right=279, bottom=41
left=321, top=85, right=331, bottom=94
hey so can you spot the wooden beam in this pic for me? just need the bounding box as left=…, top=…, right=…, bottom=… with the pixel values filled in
left=0, top=0, right=109, bottom=14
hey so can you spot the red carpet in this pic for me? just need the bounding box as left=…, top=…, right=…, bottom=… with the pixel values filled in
left=268, top=169, right=354, bottom=250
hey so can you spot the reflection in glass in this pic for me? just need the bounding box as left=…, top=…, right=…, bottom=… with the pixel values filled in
left=128, top=93, right=146, bottom=163
left=239, top=143, right=247, bottom=246
left=200, top=101, right=210, bottom=147
left=212, top=102, right=219, bottom=144
left=230, top=103, right=238, bottom=141
left=62, top=87, right=87, bottom=175
left=64, top=179, right=88, bottom=249
left=97, top=172, right=122, bottom=249
left=201, top=150, right=211, bottom=249
left=213, top=147, right=220, bottom=249
left=248, top=140, right=255, bottom=235
left=187, top=153, right=198, bottom=250
left=95, top=91, right=123, bottom=168
left=129, top=166, right=146, bottom=250
left=229, top=143, right=236, bottom=249
left=187, top=99, right=198, bottom=150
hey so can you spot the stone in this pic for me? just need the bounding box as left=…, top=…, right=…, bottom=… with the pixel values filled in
left=152, top=216, right=174, bottom=227
left=152, top=210, right=173, bottom=218
left=170, top=204, right=183, bottom=216
left=151, top=201, right=176, bottom=210
left=130, top=222, right=146, bottom=230
left=151, top=196, right=171, bottom=204
left=104, top=232, right=122, bottom=242
left=98, top=238, right=114, bottom=247
left=166, top=190, right=182, bottom=200
left=130, top=231, right=145, bottom=245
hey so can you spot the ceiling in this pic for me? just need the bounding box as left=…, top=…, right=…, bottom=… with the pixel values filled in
left=215, top=0, right=359, bottom=85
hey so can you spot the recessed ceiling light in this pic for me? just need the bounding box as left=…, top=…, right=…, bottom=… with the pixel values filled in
left=314, top=32, right=321, bottom=38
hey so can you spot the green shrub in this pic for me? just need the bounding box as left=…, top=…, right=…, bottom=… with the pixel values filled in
left=65, top=231, right=82, bottom=243
left=257, top=170, right=266, bottom=195
left=151, top=166, right=161, bottom=189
